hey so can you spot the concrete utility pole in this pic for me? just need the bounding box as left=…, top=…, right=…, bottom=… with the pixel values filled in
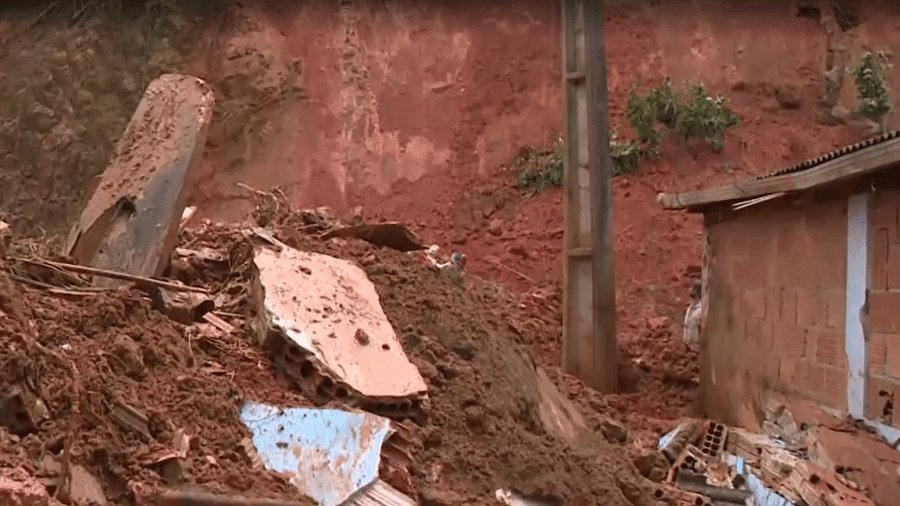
left=560, top=0, right=617, bottom=393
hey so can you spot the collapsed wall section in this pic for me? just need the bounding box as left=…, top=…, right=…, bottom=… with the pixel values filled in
left=249, top=236, right=428, bottom=420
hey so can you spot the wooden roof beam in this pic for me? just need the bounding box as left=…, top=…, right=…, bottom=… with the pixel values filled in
left=656, top=136, right=900, bottom=212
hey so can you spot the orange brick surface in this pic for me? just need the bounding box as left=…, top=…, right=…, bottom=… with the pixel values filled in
left=796, top=292, right=818, bottom=327
left=884, top=333, right=900, bottom=380
left=780, top=290, right=798, bottom=324
left=868, top=334, right=887, bottom=376
left=886, top=244, right=900, bottom=290
left=810, top=328, right=845, bottom=368
left=872, top=228, right=889, bottom=291
left=775, top=325, right=804, bottom=359
left=872, top=192, right=899, bottom=240
left=865, top=376, right=900, bottom=420
left=868, top=290, right=900, bottom=334
left=703, top=196, right=850, bottom=422
left=823, top=290, right=845, bottom=328
left=823, top=366, right=848, bottom=411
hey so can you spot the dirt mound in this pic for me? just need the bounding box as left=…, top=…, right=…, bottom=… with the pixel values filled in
left=0, top=193, right=687, bottom=506
left=610, top=317, right=701, bottom=420
left=0, top=255, right=312, bottom=504
left=240, top=203, right=669, bottom=506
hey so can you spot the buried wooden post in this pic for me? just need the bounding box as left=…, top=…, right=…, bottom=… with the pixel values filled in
left=64, top=74, right=215, bottom=288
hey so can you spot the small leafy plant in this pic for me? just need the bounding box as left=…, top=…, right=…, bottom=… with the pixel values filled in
left=647, top=77, right=680, bottom=126
left=626, top=82, right=662, bottom=149
left=626, top=78, right=739, bottom=154
left=515, top=136, right=564, bottom=193
left=853, top=51, right=892, bottom=122
left=514, top=132, right=640, bottom=191
left=674, top=83, right=739, bottom=152
left=610, top=131, right=639, bottom=175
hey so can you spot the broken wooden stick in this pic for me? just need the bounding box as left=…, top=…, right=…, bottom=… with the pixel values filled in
left=155, top=491, right=314, bottom=506
left=487, top=257, right=534, bottom=283
left=18, top=320, right=82, bottom=500
left=12, top=257, right=209, bottom=294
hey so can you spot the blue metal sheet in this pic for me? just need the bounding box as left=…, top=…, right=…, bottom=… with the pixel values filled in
left=724, top=454, right=795, bottom=506
left=657, top=426, right=678, bottom=451
left=240, top=402, right=394, bottom=506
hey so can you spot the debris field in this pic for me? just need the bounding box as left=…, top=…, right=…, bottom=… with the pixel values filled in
left=1, top=70, right=895, bottom=506
left=0, top=191, right=698, bottom=506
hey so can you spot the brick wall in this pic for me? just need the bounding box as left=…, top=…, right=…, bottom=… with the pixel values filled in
left=867, top=190, right=900, bottom=428
left=703, top=197, right=848, bottom=427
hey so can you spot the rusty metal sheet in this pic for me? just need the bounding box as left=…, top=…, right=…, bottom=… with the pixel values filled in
left=64, top=74, right=214, bottom=287
left=251, top=240, right=427, bottom=398
left=239, top=402, right=393, bottom=506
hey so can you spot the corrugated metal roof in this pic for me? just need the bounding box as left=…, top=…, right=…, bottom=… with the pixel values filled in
left=754, top=129, right=900, bottom=180
left=347, top=480, right=416, bottom=506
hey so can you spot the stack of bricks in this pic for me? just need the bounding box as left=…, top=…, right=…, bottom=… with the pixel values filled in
left=724, top=427, right=774, bottom=461
left=867, top=190, right=900, bottom=428
left=667, top=444, right=707, bottom=483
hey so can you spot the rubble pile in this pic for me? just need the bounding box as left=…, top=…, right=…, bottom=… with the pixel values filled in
left=0, top=241, right=313, bottom=504
left=657, top=400, right=900, bottom=506
left=0, top=193, right=687, bottom=506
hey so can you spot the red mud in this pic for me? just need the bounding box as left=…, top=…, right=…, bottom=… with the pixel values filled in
left=256, top=215, right=673, bottom=506
left=0, top=204, right=686, bottom=506
left=340, top=3, right=873, bottom=423
left=0, top=257, right=313, bottom=504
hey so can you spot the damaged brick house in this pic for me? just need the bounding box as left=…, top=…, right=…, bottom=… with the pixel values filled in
left=658, top=131, right=900, bottom=447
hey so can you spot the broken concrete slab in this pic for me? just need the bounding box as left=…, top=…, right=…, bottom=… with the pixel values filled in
left=249, top=239, right=427, bottom=403
left=68, top=465, right=107, bottom=506
left=63, top=74, right=214, bottom=288
left=0, top=468, right=64, bottom=506
left=180, top=206, right=197, bottom=232
left=151, top=286, right=215, bottom=324
left=533, top=367, right=586, bottom=444
left=240, top=402, right=409, bottom=506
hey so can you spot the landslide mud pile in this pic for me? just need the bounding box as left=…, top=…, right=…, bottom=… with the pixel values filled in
left=0, top=254, right=312, bottom=504
left=0, top=200, right=680, bottom=506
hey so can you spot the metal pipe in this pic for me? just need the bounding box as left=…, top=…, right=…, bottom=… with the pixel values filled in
left=674, top=481, right=751, bottom=505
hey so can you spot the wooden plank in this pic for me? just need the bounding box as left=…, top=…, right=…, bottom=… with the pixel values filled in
left=657, top=137, right=900, bottom=210
left=64, top=74, right=215, bottom=288
left=564, top=71, right=585, bottom=83
left=561, top=0, right=617, bottom=393
left=582, top=0, right=617, bottom=394
left=567, top=246, right=591, bottom=258
left=561, top=0, right=591, bottom=389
